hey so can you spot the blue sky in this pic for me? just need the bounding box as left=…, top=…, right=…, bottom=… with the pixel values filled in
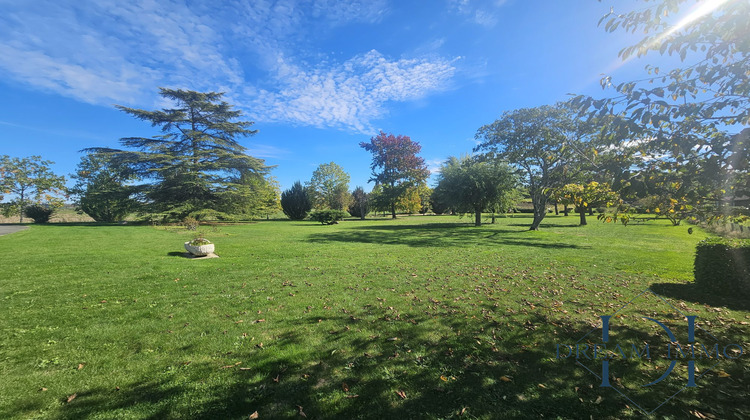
left=0, top=0, right=669, bottom=193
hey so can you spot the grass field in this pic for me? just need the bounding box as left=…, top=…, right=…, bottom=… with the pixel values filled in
left=1, top=215, right=748, bottom=419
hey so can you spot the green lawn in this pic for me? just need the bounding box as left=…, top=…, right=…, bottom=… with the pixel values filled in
left=1, top=215, right=748, bottom=419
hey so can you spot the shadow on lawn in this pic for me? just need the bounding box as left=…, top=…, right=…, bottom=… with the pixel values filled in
left=44, top=307, right=749, bottom=419
left=650, top=282, right=750, bottom=311
left=308, top=223, right=589, bottom=250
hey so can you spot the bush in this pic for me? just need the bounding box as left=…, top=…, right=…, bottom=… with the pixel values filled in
left=694, top=238, right=750, bottom=296
left=281, top=181, right=312, bottom=220
left=309, top=209, right=349, bottom=225
left=183, top=216, right=199, bottom=231
left=23, top=204, right=55, bottom=224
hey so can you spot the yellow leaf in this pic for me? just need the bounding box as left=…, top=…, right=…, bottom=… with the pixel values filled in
left=717, top=370, right=730, bottom=377
left=654, top=208, right=660, bottom=213
left=500, top=375, right=512, bottom=382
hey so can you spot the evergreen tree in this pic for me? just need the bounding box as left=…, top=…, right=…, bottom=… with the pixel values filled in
left=70, top=154, right=138, bottom=222
left=281, top=181, right=312, bottom=220
left=86, top=88, right=272, bottom=220
left=348, top=186, right=370, bottom=219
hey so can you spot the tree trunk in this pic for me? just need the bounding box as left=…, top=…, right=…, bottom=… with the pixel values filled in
left=529, top=193, right=547, bottom=230
left=589, top=208, right=594, bottom=216
left=18, top=190, right=25, bottom=223
left=554, top=201, right=559, bottom=215
left=391, top=202, right=397, bottom=219
left=491, top=213, right=496, bottom=224
left=475, top=210, right=482, bottom=226
left=579, top=206, right=587, bottom=226
left=563, top=205, right=569, bottom=217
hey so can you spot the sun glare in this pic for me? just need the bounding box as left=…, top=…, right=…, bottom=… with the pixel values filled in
left=645, top=0, right=731, bottom=52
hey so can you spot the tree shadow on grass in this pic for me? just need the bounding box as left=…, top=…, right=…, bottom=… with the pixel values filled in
left=650, top=282, right=750, bottom=311
left=507, top=223, right=581, bottom=228
left=307, top=223, right=589, bottom=250
left=42, top=309, right=747, bottom=419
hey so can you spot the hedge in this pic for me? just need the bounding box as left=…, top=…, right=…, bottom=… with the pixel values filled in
left=309, top=209, right=349, bottom=225
left=694, top=238, right=750, bottom=296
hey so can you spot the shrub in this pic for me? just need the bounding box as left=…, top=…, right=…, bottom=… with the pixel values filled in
left=188, top=236, right=211, bottom=246
left=23, top=204, right=55, bottom=224
left=183, top=216, right=199, bottom=231
left=694, top=238, right=750, bottom=296
left=281, top=181, right=312, bottom=220
left=309, top=209, right=349, bottom=225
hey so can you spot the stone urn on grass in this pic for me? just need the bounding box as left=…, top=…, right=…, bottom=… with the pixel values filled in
left=184, top=236, right=215, bottom=257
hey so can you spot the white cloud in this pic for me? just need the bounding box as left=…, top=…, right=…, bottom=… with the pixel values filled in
left=246, top=50, right=455, bottom=133
left=246, top=144, right=291, bottom=159
left=448, top=0, right=509, bottom=27
left=425, top=158, right=446, bottom=175
left=0, top=0, right=453, bottom=133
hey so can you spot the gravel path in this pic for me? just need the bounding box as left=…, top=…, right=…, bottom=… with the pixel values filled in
left=0, top=225, right=28, bottom=236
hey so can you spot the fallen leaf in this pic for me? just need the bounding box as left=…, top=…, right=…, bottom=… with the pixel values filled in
left=499, top=375, right=512, bottom=382
left=77, top=364, right=85, bottom=371
left=240, top=367, right=252, bottom=371
left=594, top=396, right=603, bottom=404
left=458, top=407, right=467, bottom=416
left=297, top=405, right=307, bottom=418
left=273, top=374, right=280, bottom=383
left=66, top=393, right=77, bottom=403
left=249, top=411, right=259, bottom=419
left=39, top=387, right=48, bottom=392
left=345, top=394, right=359, bottom=398
left=396, top=390, right=407, bottom=399
left=538, top=383, right=546, bottom=389
left=717, top=370, right=730, bottom=377
left=342, top=382, right=349, bottom=392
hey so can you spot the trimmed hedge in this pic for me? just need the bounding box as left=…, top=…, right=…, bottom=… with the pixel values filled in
left=309, top=209, right=349, bottom=225
left=694, top=238, right=750, bottom=296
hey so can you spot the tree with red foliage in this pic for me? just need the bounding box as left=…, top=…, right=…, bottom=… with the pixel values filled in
left=359, top=132, right=430, bottom=219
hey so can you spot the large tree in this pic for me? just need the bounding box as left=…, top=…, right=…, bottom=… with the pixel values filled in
left=359, top=132, right=429, bottom=219
left=307, top=162, right=351, bottom=210
left=86, top=88, right=273, bottom=220
left=572, top=0, right=750, bottom=222
left=433, top=156, right=518, bottom=226
left=0, top=155, right=66, bottom=223
left=70, top=154, right=139, bottom=222
left=474, top=105, right=581, bottom=230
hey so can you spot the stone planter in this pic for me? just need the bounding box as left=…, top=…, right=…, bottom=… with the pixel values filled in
left=184, top=241, right=215, bottom=257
